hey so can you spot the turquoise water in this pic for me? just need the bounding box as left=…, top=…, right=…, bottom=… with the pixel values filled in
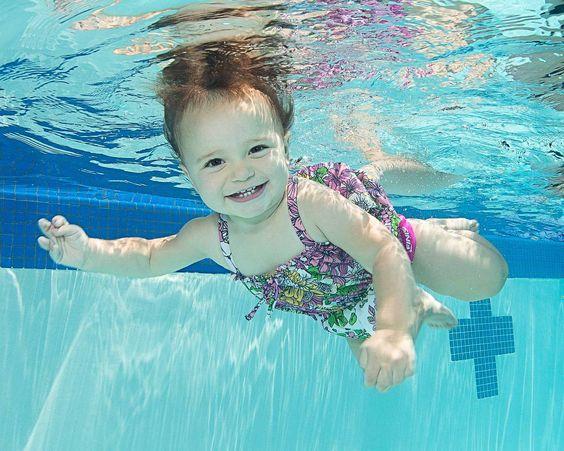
left=1, top=0, right=563, bottom=449
left=1, top=0, right=562, bottom=239
left=1, top=269, right=561, bottom=450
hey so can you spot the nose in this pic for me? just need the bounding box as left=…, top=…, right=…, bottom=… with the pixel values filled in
left=231, top=161, right=255, bottom=182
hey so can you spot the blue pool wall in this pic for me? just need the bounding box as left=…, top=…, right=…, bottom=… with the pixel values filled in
left=2, top=181, right=563, bottom=279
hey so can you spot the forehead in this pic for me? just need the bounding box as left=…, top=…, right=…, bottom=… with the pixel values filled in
left=176, top=90, right=283, bottom=163
left=182, top=91, right=279, bottom=135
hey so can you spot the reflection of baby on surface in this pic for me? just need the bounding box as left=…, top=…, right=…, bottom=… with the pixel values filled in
left=67, top=0, right=560, bottom=108
left=67, top=0, right=171, bottom=55
left=72, top=9, right=162, bottom=30
left=68, top=0, right=281, bottom=56
left=398, top=1, right=495, bottom=88
left=54, top=0, right=163, bottom=31
left=66, top=0, right=495, bottom=90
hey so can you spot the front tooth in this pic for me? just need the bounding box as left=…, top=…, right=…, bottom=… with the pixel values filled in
left=240, top=187, right=256, bottom=195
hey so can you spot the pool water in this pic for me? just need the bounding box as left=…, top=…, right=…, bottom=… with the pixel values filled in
left=1, top=269, right=561, bottom=450
left=0, top=0, right=562, bottom=450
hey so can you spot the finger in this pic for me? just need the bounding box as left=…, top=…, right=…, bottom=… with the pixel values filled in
left=52, top=215, right=68, bottom=227
left=37, top=236, right=52, bottom=251
left=49, top=242, right=63, bottom=263
left=364, top=366, right=380, bottom=388
left=51, top=224, right=73, bottom=237
left=376, top=368, right=392, bottom=392
left=39, top=218, right=72, bottom=239
left=391, top=366, right=406, bottom=387
left=38, top=218, right=49, bottom=229
left=38, top=219, right=56, bottom=239
left=405, top=360, right=415, bottom=378
left=359, top=347, right=368, bottom=370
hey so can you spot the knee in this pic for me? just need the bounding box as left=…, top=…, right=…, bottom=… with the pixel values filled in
left=466, top=254, right=509, bottom=301
left=491, top=254, right=509, bottom=294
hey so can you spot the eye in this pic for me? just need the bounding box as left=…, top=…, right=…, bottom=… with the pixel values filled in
left=203, top=146, right=268, bottom=169
left=204, top=158, right=223, bottom=168
left=250, top=145, right=268, bottom=154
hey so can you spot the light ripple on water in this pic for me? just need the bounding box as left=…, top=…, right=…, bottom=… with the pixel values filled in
left=1, top=0, right=562, bottom=239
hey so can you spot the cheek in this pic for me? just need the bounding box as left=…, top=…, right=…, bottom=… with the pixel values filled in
left=198, top=177, right=222, bottom=197
left=265, top=150, right=286, bottom=168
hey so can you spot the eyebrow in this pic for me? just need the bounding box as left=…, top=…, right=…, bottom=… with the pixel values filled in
left=196, top=137, right=271, bottom=164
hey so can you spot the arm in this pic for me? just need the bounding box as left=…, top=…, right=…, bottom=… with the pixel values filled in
left=83, top=216, right=210, bottom=278
left=303, top=181, right=418, bottom=331
left=360, top=156, right=464, bottom=196
left=38, top=214, right=210, bottom=278
left=302, top=181, right=417, bottom=390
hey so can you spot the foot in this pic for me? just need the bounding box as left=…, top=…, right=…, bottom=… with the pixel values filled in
left=410, top=289, right=458, bottom=339
left=427, top=217, right=479, bottom=232
left=420, top=290, right=458, bottom=329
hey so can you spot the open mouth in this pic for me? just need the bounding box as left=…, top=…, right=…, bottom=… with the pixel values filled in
left=227, top=182, right=268, bottom=202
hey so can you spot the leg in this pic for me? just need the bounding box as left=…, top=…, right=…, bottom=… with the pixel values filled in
left=359, top=159, right=464, bottom=196
left=409, top=219, right=509, bottom=301
left=426, top=217, right=479, bottom=232
left=448, top=228, right=506, bottom=260
left=331, top=111, right=385, bottom=162
left=331, top=110, right=463, bottom=196
left=425, top=218, right=504, bottom=259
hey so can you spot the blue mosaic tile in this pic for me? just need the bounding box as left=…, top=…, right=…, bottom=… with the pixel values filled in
left=1, top=182, right=228, bottom=274
left=1, top=180, right=563, bottom=278
left=449, top=299, right=515, bottom=399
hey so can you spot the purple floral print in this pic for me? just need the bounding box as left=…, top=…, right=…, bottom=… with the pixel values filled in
left=217, top=161, right=416, bottom=339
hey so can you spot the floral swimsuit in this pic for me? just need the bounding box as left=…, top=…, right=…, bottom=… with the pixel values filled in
left=217, top=161, right=416, bottom=340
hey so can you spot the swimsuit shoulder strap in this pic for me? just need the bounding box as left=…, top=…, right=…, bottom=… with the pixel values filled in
left=287, top=175, right=317, bottom=246
left=217, top=213, right=238, bottom=273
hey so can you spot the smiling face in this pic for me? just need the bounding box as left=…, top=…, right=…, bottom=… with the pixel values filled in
left=177, top=89, right=290, bottom=228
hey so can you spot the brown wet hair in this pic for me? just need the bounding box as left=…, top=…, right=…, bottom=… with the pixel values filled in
left=155, top=37, right=294, bottom=162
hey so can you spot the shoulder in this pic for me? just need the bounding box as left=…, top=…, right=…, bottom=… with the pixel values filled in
left=295, top=177, right=346, bottom=243
left=297, top=176, right=358, bottom=221
left=197, top=213, right=222, bottom=256
left=296, top=176, right=391, bottom=273
left=176, top=212, right=219, bottom=259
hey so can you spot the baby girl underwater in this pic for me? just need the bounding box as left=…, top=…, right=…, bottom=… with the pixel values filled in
left=37, top=40, right=509, bottom=393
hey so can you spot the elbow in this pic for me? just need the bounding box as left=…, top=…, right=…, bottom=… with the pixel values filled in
left=146, top=241, right=158, bottom=278
left=145, top=237, right=175, bottom=278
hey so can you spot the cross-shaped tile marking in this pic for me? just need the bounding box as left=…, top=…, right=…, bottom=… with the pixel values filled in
left=448, top=299, right=515, bottom=399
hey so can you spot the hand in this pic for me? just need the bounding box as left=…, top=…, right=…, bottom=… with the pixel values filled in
left=358, top=329, right=416, bottom=392
left=37, top=215, right=90, bottom=269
